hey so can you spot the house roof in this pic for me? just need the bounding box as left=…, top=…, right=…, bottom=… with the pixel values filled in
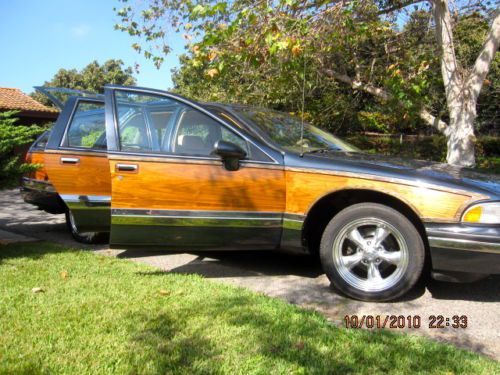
left=0, top=87, right=59, bottom=115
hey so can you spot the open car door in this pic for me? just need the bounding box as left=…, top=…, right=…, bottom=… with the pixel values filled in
left=104, top=86, right=286, bottom=250
left=42, top=93, right=111, bottom=236
left=34, top=86, right=103, bottom=110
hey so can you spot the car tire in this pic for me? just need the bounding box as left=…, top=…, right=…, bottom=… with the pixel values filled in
left=65, top=210, right=108, bottom=244
left=320, top=203, right=425, bottom=302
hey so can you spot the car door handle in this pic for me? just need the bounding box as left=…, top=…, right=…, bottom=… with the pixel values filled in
left=116, top=163, right=138, bottom=172
left=60, top=157, right=80, bottom=164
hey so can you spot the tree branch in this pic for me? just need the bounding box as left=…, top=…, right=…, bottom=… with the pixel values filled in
left=324, top=69, right=449, bottom=132
left=467, top=9, right=500, bottom=101
left=378, top=0, right=424, bottom=15
left=432, top=0, right=462, bottom=103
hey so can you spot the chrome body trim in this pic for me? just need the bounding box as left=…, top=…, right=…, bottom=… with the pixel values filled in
left=44, top=148, right=108, bottom=157
left=60, top=195, right=111, bottom=232
left=112, top=208, right=282, bottom=220
left=116, top=163, right=138, bottom=172
left=111, top=209, right=282, bottom=228
left=428, top=237, right=500, bottom=254
left=283, top=213, right=306, bottom=230
left=61, top=194, right=111, bottom=208
left=280, top=213, right=306, bottom=253
left=107, top=152, right=284, bottom=169
left=107, top=151, right=279, bottom=165
left=112, top=216, right=281, bottom=228
left=60, top=157, right=80, bottom=164
left=426, top=223, right=500, bottom=274
left=61, top=195, right=111, bottom=202
left=21, top=177, right=56, bottom=193
left=104, top=85, right=280, bottom=164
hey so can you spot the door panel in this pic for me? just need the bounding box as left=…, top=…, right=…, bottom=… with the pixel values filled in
left=110, top=158, right=283, bottom=211
left=109, top=156, right=285, bottom=249
left=44, top=151, right=111, bottom=232
left=106, top=87, right=285, bottom=249
left=43, top=97, right=111, bottom=234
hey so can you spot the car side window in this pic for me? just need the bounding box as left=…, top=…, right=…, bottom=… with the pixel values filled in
left=151, top=110, right=174, bottom=150
left=63, top=101, right=106, bottom=150
left=115, top=91, right=180, bottom=152
left=173, top=109, right=249, bottom=157
left=113, top=90, right=271, bottom=161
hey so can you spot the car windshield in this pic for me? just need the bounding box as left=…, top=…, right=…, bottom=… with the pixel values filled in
left=232, top=107, right=359, bottom=153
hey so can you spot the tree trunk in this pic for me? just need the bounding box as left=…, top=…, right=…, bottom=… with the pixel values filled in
left=327, top=1, right=499, bottom=168
left=444, top=96, right=476, bottom=166
left=432, top=0, right=477, bottom=167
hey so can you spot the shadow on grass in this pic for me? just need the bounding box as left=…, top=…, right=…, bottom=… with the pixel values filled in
left=0, top=241, right=75, bottom=263
left=128, top=313, right=223, bottom=374
left=168, top=251, right=324, bottom=278
left=117, top=249, right=325, bottom=278
left=127, top=291, right=493, bottom=374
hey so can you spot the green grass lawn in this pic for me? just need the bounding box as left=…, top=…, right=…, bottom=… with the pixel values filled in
left=0, top=242, right=498, bottom=374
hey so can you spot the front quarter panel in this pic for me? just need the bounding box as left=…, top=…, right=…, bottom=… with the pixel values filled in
left=284, top=168, right=484, bottom=222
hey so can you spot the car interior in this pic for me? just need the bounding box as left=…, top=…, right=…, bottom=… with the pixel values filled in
left=61, top=96, right=274, bottom=162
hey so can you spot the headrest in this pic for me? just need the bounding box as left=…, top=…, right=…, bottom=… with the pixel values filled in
left=177, top=135, right=205, bottom=149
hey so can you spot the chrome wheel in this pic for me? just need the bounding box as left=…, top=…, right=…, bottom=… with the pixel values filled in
left=68, top=210, right=79, bottom=233
left=332, top=217, right=409, bottom=293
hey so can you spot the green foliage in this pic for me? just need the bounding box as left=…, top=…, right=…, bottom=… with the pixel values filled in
left=114, top=1, right=499, bottom=139
left=477, top=136, right=500, bottom=157
left=347, top=134, right=500, bottom=172
left=1, top=241, right=499, bottom=374
left=0, top=111, right=44, bottom=187
left=81, top=130, right=105, bottom=148
left=31, top=59, right=137, bottom=106
left=357, top=111, right=394, bottom=133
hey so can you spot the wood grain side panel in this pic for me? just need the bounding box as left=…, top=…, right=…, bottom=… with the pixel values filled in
left=44, top=153, right=111, bottom=196
left=109, top=159, right=286, bottom=212
left=285, top=170, right=478, bottom=221
left=26, top=151, right=48, bottom=181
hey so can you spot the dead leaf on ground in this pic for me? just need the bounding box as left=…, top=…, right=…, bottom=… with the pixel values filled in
left=60, top=270, right=68, bottom=280
left=294, top=341, right=305, bottom=350
left=159, top=290, right=169, bottom=296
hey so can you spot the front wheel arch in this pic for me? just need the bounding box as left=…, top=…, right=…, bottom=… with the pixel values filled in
left=301, top=189, right=429, bottom=257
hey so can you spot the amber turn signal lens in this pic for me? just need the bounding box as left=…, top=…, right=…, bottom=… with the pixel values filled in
left=462, top=206, right=482, bottom=223
left=462, top=202, right=500, bottom=224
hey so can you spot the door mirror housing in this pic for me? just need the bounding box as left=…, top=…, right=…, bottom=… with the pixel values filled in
left=213, top=140, right=247, bottom=171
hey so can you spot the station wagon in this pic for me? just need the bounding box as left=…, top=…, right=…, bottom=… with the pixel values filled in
left=22, top=85, right=500, bottom=301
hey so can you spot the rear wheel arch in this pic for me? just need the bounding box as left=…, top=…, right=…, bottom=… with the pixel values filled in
left=301, top=189, right=429, bottom=256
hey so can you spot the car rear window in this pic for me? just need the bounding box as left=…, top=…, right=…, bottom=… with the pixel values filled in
left=63, top=101, right=106, bottom=150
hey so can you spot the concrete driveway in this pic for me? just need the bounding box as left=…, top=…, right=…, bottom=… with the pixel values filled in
left=1, top=189, right=499, bottom=359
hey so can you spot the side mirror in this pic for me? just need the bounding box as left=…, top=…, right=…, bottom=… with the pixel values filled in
left=213, top=140, right=247, bottom=171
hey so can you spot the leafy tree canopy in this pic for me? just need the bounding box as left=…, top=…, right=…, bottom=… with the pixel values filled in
left=32, top=59, right=136, bottom=106
left=114, top=1, right=498, bottom=137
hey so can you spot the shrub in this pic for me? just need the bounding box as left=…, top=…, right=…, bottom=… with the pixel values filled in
left=0, top=111, right=44, bottom=188
left=347, top=134, right=499, bottom=172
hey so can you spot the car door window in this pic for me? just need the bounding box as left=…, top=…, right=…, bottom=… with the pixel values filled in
left=113, top=90, right=270, bottom=161
left=63, top=101, right=106, bottom=150
left=151, top=110, right=174, bottom=150
left=115, top=91, right=181, bottom=152
left=173, top=109, right=249, bottom=157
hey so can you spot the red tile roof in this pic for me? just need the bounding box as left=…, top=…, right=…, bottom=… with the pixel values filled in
left=0, top=87, right=59, bottom=114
